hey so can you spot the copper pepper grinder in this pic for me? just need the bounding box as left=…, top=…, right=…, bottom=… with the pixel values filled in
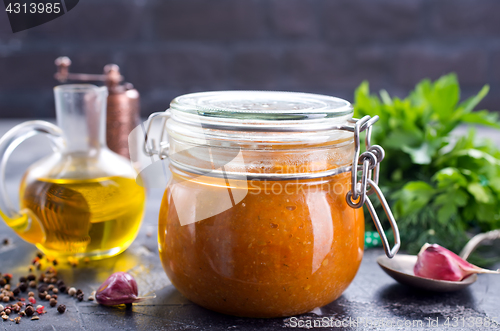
left=54, top=56, right=140, bottom=159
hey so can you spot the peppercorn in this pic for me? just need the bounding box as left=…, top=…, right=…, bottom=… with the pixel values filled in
left=1, top=315, right=7, bottom=320
left=38, top=292, right=47, bottom=300
left=52, top=295, right=58, bottom=299
left=2, top=296, right=9, bottom=303
left=27, top=274, right=36, bottom=281
left=19, top=282, right=27, bottom=292
left=37, top=284, right=47, bottom=293
left=18, top=311, right=25, bottom=317
left=28, top=281, right=36, bottom=288
left=3, top=275, right=11, bottom=283
left=56, top=280, right=64, bottom=287
left=3, top=285, right=10, bottom=291
left=58, top=285, right=67, bottom=293
left=68, top=287, right=76, bottom=296
left=52, top=288, right=59, bottom=294
left=4, top=309, right=10, bottom=315
left=12, top=287, right=20, bottom=296
left=76, top=289, right=83, bottom=296
left=47, top=285, right=54, bottom=291
left=77, top=293, right=84, bottom=302
left=0, top=279, right=5, bottom=287
left=28, top=292, right=34, bottom=297
left=57, top=304, right=66, bottom=314
left=49, top=298, right=57, bottom=307
left=45, top=295, right=51, bottom=301
left=11, top=305, right=20, bottom=313
left=19, top=276, right=27, bottom=283
left=24, top=306, right=34, bottom=316
left=43, top=277, right=49, bottom=283
left=50, top=278, right=57, bottom=284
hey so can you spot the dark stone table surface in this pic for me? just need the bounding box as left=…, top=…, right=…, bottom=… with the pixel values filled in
left=0, top=119, right=499, bottom=331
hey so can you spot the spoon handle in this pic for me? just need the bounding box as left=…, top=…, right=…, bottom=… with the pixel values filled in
left=460, top=230, right=500, bottom=260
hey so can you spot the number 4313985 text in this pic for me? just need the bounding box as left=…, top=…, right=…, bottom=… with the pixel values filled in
left=6, top=2, right=61, bottom=14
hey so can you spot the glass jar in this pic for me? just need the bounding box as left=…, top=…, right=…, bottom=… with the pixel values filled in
left=144, top=91, right=399, bottom=318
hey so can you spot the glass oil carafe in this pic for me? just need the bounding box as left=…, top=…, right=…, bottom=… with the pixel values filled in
left=0, top=84, right=146, bottom=260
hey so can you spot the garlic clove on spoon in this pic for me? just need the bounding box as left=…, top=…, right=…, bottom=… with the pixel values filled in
left=414, top=243, right=500, bottom=281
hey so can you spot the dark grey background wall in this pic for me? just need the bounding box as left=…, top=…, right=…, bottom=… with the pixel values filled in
left=1, top=0, right=500, bottom=118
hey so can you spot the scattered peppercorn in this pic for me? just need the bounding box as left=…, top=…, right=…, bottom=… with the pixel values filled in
left=52, top=295, right=58, bottom=300
left=49, top=298, right=57, bottom=307
left=24, top=306, right=34, bottom=316
left=77, top=293, right=84, bottom=302
left=2, top=296, right=9, bottom=303
left=52, top=288, right=59, bottom=294
left=12, top=287, right=20, bottom=296
left=4, top=309, right=10, bottom=315
left=43, top=277, right=49, bottom=283
left=28, top=281, right=36, bottom=288
left=76, top=289, right=83, bottom=296
left=27, top=274, right=36, bottom=281
left=57, top=304, right=66, bottom=314
left=4, top=284, right=10, bottom=290
left=45, top=295, right=51, bottom=301
left=0, top=279, right=5, bottom=287
left=19, top=282, right=28, bottom=292
left=68, top=287, right=76, bottom=296
left=48, top=285, right=54, bottom=291
left=28, top=292, right=34, bottom=297
left=1, top=315, right=8, bottom=320
left=19, top=276, right=27, bottom=283
left=58, top=285, right=67, bottom=293
left=38, top=284, right=47, bottom=293
left=38, top=291, right=47, bottom=300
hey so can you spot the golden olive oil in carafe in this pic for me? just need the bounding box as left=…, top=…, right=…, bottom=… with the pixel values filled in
left=20, top=176, right=145, bottom=259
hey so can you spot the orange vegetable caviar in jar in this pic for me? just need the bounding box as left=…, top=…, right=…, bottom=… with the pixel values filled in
left=151, top=91, right=398, bottom=318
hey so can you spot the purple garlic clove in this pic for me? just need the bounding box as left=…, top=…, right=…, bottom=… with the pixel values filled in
left=414, top=243, right=500, bottom=281
left=96, top=272, right=155, bottom=306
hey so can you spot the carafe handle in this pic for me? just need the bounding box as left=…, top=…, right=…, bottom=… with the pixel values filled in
left=0, top=120, right=64, bottom=245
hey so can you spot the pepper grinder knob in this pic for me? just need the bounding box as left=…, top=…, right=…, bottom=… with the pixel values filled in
left=54, top=56, right=72, bottom=82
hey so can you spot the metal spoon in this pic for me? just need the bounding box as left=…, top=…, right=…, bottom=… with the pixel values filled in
left=377, top=230, right=500, bottom=292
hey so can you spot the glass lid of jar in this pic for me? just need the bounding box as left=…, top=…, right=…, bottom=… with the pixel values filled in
left=170, top=91, right=353, bottom=122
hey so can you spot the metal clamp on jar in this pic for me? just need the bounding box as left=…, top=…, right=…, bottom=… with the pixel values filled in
left=142, top=91, right=400, bottom=317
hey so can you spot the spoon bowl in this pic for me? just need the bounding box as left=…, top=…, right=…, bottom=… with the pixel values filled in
left=377, top=254, right=477, bottom=292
